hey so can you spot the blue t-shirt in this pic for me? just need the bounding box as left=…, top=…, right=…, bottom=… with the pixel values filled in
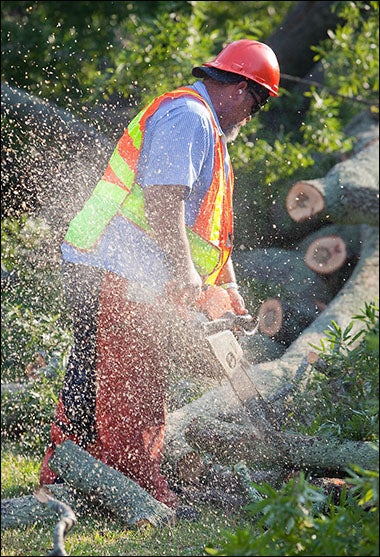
left=61, top=81, right=230, bottom=295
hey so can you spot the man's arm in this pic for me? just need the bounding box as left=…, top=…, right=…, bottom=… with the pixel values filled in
left=144, top=184, right=202, bottom=304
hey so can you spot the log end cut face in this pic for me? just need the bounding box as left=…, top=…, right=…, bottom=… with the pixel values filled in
left=286, top=181, right=325, bottom=222
left=258, top=298, right=283, bottom=336
left=304, top=235, right=347, bottom=274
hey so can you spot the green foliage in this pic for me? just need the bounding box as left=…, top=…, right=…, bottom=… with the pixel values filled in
left=1, top=371, right=64, bottom=455
left=0, top=1, right=291, bottom=109
left=205, top=467, right=379, bottom=556
left=297, top=301, right=379, bottom=441
left=232, top=1, right=379, bottom=244
left=1, top=216, right=71, bottom=381
left=1, top=217, right=68, bottom=453
left=2, top=1, right=379, bottom=246
left=302, top=0, right=379, bottom=152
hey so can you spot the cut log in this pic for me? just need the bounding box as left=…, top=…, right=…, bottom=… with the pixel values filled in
left=286, top=138, right=379, bottom=226
left=49, top=440, right=175, bottom=528
left=184, top=415, right=379, bottom=474
left=274, top=298, right=323, bottom=345
left=234, top=247, right=333, bottom=344
left=1, top=484, right=80, bottom=529
left=257, top=298, right=283, bottom=336
left=264, top=114, right=379, bottom=248
left=303, top=235, right=347, bottom=274
left=256, top=296, right=322, bottom=345
left=296, top=224, right=362, bottom=295
left=238, top=225, right=379, bottom=398
left=286, top=181, right=325, bottom=223
left=234, top=246, right=332, bottom=305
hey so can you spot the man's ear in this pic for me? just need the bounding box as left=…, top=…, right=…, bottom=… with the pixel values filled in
left=235, top=81, right=248, bottom=97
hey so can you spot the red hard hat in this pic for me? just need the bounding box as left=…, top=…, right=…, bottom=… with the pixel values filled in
left=192, top=39, right=280, bottom=97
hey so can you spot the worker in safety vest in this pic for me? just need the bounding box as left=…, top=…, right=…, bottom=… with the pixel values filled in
left=39, top=39, right=280, bottom=514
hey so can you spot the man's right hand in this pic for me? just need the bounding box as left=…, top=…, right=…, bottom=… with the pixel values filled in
left=165, top=266, right=203, bottom=308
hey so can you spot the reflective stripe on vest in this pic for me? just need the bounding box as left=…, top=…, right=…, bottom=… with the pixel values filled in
left=64, top=87, right=233, bottom=283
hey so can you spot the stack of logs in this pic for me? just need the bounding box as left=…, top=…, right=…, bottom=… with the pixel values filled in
left=234, top=119, right=378, bottom=363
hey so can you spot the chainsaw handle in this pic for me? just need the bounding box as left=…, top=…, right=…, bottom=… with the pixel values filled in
left=201, top=311, right=259, bottom=337
left=232, top=313, right=259, bottom=336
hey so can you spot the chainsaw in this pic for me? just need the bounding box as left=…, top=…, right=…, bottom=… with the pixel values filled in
left=187, top=286, right=277, bottom=429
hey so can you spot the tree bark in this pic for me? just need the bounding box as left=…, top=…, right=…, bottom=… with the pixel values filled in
left=1, top=484, right=78, bottom=529
left=268, top=113, right=379, bottom=246
left=267, top=1, right=342, bottom=79
left=1, top=82, right=113, bottom=231
left=234, top=246, right=332, bottom=304
left=234, top=246, right=334, bottom=344
left=1, top=83, right=111, bottom=149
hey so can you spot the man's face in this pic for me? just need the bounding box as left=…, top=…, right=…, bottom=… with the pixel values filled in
left=215, top=81, right=267, bottom=141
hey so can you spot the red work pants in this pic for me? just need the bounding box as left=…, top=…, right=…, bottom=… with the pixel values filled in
left=40, top=269, right=178, bottom=509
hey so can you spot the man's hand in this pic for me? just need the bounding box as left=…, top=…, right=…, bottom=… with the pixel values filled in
left=165, top=270, right=203, bottom=307
left=226, top=287, right=248, bottom=315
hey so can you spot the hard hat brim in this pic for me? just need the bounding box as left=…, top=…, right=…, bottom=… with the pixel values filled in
left=192, top=66, right=244, bottom=83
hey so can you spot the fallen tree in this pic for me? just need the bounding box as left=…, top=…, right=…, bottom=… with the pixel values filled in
left=184, top=415, right=378, bottom=473
left=162, top=224, right=379, bottom=484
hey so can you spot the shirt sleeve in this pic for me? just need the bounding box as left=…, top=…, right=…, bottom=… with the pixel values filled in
left=136, top=97, right=214, bottom=194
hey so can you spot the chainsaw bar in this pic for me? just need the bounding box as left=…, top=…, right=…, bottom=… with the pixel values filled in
left=204, top=319, right=277, bottom=429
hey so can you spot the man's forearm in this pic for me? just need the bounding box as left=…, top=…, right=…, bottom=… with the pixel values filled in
left=144, top=185, right=196, bottom=278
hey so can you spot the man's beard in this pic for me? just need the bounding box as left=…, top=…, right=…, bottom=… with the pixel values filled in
left=224, top=123, right=241, bottom=143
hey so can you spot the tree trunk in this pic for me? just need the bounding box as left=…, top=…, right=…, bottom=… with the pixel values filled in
left=1, top=484, right=78, bottom=529
left=268, top=113, right=379, bottom=246
left=298, top=223, right=361, bottom=273
left=267, top=1, right=342, bottom=79
left=1, top=83, right=111, bottom=149
left=184, top=416, right=379, bottom=474
left=234, top=246, right=332, bottom=304
left=1, top=82, right=113, bottom=232
left=234, top=246, right=334, bottom=344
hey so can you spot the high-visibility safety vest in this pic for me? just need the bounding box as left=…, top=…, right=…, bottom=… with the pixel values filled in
left=64, top=87, right=234, bottom=285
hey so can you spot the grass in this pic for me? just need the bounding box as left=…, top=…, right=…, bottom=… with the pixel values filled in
left=0, top=511, right=244, bottom=557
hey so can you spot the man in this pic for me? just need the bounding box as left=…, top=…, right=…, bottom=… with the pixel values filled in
left=40, top=39, right=280, bottom=511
